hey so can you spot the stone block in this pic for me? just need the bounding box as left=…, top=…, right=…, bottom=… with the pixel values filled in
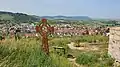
left=108, top=27, right=120, bottom=62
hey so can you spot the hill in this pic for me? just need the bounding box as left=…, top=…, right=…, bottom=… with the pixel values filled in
left=40, top=15, right=92, bottom=20
left=0, top=11, right=92, bottom=24
left=0, top=11, right=40, bottom=23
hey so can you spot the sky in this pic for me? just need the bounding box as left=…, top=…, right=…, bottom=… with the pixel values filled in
left=0, top=0, right=120, bottom=19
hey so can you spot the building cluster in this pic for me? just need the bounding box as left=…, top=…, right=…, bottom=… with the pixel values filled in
left=0, top=22, right=110, bottom=38
left=53, top=24, right=108, bottom=36
left=0, top=22, right=36, bottom=38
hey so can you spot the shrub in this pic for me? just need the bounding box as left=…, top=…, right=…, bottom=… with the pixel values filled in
left=76, top=51, right=114, bottom=67
left=76, top=52, right=98, bottom=65
left=99, top=52, right=115, bottom=66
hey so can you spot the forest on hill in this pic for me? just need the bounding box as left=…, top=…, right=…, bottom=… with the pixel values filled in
left=0, top=11, right=119, bottom=27
left=0, top=11, right=93, bottom=24
left=0, top=11, right=40, bottom=23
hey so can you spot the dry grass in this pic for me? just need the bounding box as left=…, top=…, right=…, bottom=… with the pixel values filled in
left=0, top=38, right=72, bottom=67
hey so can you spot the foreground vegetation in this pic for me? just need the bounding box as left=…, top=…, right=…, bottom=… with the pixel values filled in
left=49, top=35, right=114, bottom=67
left=76, top=52, right=114, bottom=67
left=69, top=35, right=114, bottom=67
left=0, top=35, right=114, bottom=67
left=0, top=38, right=71, bottom=67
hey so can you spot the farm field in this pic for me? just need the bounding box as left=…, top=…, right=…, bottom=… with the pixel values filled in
left=0, top=35, right=114, bottom=67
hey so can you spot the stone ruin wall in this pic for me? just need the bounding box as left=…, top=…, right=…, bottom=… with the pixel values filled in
left=108, top=27, right=120, bottom=61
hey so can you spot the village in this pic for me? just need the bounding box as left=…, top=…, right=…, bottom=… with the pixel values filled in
left=1, top=18, right=120, bottom=67
left=0, top=20, right=110, bottom=40
left=1, top=0, right=120, bottom=67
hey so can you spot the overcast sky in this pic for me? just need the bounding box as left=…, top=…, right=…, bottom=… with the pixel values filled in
left=0, top=0, right=120, bottom=18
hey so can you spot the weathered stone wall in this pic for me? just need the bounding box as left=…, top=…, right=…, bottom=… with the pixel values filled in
left=108, top=27, right=120, bottom=61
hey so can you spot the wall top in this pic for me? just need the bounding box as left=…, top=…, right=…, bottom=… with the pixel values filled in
left=110, top=27, right=120, bottom=30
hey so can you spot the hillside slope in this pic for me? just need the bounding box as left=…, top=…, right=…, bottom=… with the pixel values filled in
left=0, top=11, right=40, bottom=23
left=40, top=15, right=92, bottom=20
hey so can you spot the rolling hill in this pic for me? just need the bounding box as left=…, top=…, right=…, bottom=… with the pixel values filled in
left=0, top=11, right=92, bottom=24
left=0, top=11, right=40, bottom=23
left=40, top=15, right=92, bottom=20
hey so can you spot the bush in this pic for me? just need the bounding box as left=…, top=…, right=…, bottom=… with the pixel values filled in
left=76, top=52, right=114, bottom=67
left=99, top=52, right=115, bottom=67
left=76, top=52, right=98, bottom=65
left=0, top=35, right=2, bottom=40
